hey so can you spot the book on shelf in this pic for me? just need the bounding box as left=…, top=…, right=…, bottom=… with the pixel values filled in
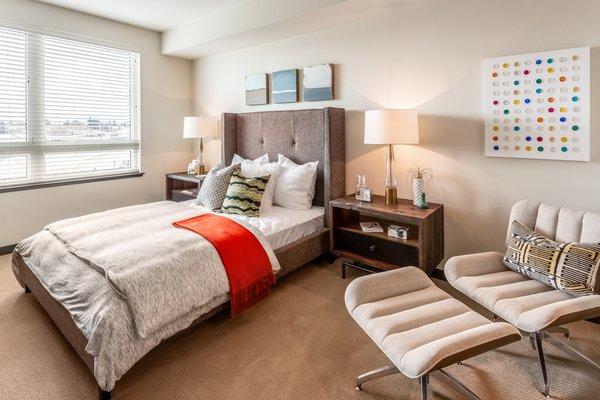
left=359, top=221, right=383, bottom=233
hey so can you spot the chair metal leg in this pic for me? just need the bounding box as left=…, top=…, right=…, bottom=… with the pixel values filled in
left=542, top=330, right=600, bottom=373
left=420, top=374, right=429, bottom=400
left=355, top=365, right=481, bottom=400
left=355, top=365, right=399, bottom=390
left=432, top=369, right=481, bottom=400
left=99, top=389, right=111, bottom=400
left=533, top=331, right=550, bottom=398
left=529, top=332, right=537, bottom=351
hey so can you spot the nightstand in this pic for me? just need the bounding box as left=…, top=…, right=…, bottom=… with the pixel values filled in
left=166, top=172, right=205, bottom=202
left=329, top=195, right=444, bottom=277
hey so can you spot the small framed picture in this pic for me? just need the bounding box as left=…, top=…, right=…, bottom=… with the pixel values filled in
left=356, top=187, right=372, bottom=202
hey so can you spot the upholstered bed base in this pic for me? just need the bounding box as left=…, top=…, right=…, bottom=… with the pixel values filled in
left=13, top=228, right=330, bottom=378
left=274, top=228, right=329, bottom=275
left=15, top=251, right=96, bottom=371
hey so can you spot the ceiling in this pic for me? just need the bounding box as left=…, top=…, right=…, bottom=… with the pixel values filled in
left=35, top=0, right=409, bottom=59
left=35, top=0, right=250, bottom=31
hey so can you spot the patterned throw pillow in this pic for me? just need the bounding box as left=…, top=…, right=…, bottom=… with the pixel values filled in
left=504, top=221, right=600, bottom=296
left=220, top=171, right=270, bottom=217
left=196, top=164, right=240, bottom=211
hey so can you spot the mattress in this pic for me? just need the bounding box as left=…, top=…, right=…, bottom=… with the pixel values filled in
left=187, top=201, right=325, bottom=250
left=258, top=206, right=325, bottom=250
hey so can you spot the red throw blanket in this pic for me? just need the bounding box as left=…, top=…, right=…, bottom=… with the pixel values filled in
left=173, top=213, right=275, bottom=315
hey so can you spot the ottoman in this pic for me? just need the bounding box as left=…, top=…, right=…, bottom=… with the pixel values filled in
left=345, top=267, right=521, bottom=400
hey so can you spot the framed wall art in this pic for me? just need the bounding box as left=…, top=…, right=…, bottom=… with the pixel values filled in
left=484, top=47, right=590, bottom=161
left=245, top=73, right=268, bottom=105
left=302, top=63, right=333, bottom=101
left=271, top=69, right=298, bottom=103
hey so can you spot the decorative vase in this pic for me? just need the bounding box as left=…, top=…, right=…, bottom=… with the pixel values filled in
left=412, top=177, right=423, bottom=207
left=416, top=192, right=429, bottom=209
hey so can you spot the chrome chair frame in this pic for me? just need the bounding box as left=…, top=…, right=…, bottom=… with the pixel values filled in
left=492, top=310, right=600, bottom=398
left=355, top=364, right=480, bottom=400
left=529, top=327, right=600, bottom=398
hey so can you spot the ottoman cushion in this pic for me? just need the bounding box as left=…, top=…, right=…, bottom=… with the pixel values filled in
left=345, top=267, right=521, bottom=378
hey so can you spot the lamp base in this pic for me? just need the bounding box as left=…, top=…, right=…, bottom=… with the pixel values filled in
left=385, top=187, right=397, bottom=205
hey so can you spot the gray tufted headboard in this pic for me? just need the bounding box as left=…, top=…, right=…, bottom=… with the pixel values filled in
left=221, top=108, right=345, bottom=225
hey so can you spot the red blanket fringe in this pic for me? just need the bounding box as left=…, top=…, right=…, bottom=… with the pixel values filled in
left=173, top=213, right=275, bottom=316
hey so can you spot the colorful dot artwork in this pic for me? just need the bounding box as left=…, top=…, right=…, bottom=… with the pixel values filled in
left=485, top=47, right=590, bottom=161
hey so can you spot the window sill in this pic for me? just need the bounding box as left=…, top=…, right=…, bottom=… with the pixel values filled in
left=0, top=172, right=145, bottom=194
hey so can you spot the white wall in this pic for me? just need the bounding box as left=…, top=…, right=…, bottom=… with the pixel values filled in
left=0, top=0, right=194, bottom=247
left=194, top=0, right=600, bottom=260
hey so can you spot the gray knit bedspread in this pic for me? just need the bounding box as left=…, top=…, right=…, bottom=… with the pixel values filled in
left=13, top=201, right=280, bottom=391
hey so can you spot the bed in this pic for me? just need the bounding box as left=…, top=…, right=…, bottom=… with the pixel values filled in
left=11, top=107, right=346, bottom=399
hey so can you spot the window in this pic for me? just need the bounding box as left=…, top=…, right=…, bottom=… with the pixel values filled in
left=0, top=25, right=140, bottom=189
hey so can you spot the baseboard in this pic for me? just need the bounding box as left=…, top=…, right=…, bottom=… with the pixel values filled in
left=0, top=244, right=16, bottom=255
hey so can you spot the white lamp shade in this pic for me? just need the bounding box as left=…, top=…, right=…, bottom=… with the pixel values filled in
left=364, top=109, right=419, bottom=145
left=183, top=116, right=219, bottom=139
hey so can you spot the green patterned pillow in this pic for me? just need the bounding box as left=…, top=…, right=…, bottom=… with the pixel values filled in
left=503, top=221, right=600, bottom=296
left=220, top=170, right=270, bottom=217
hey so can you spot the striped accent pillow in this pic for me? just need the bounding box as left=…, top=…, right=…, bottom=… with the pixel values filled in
left=503, top=221, right=600, bottom=296
left=220, top=171, right=270, bottom=217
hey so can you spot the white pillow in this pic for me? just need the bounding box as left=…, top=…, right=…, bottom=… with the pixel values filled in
left=239, top=161, right=281, bottom=214
left=231, top=153, right=268, bottom=165
left=273, top=154, right=319, bottom=210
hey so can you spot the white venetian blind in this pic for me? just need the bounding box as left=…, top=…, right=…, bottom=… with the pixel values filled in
left=0, top=25, right=140, bottom=189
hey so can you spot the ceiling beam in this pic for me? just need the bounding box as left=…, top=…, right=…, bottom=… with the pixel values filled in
left=161, top=0, right=399, bottom=59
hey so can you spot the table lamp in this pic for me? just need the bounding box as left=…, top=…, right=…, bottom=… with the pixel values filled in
left=183, top=116, right=219, bottom=176
left=364, top=109, right=419, bottom=205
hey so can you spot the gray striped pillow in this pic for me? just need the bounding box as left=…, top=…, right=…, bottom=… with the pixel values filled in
left=220, top=171, right=270, bottom=217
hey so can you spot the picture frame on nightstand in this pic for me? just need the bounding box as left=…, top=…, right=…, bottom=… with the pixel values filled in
left=356, top=187, right=372, bottom=202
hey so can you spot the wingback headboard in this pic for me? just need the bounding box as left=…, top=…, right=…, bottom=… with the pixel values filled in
left=221, top=108, right=345, bottom=224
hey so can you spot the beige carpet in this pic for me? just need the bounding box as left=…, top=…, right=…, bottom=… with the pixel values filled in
left=1, top=253, right=599, bottom=400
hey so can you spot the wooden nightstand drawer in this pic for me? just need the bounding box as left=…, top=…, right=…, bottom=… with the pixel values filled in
left=335, top=227, right=418, bottom=269
left=171, top=188, right=198, bottom=202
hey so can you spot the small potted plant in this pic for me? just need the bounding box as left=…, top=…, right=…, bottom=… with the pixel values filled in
left=407, top=166, right=433, bottom=209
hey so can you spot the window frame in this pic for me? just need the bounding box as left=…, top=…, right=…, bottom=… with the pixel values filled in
left=0, top=21, right=142, bottom=192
